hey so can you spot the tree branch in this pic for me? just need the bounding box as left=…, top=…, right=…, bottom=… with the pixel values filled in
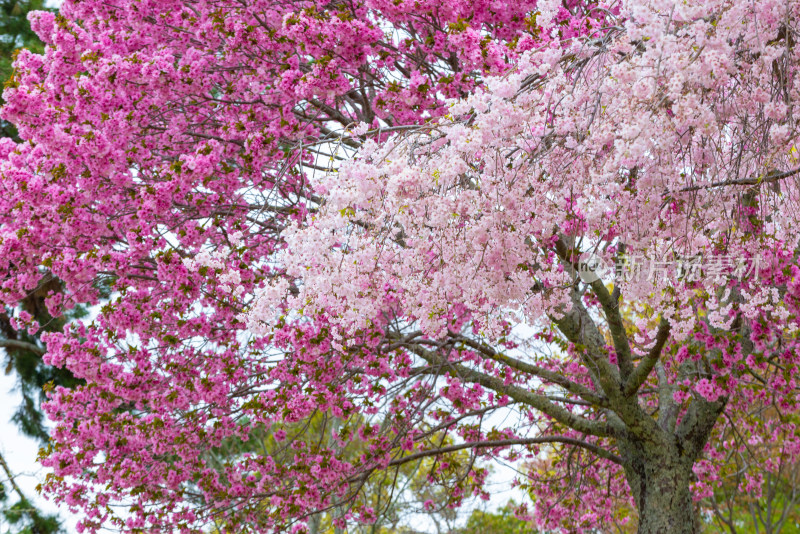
left=0, top=451, right=27, bottom=502
left=386, top=436, right=623, bottom=467
left=552, top=236, right=634, bottom=379
left=446, top=333, right=609, bottom=407
left=676, top=395, right=728, bottom=458
left=674, top=167, right=800, bottom=193
left=623, top=318, right=670, bottom=397
left=0, top=339, right=45, bottom=357
left=404, top=342, right=614, bottom=438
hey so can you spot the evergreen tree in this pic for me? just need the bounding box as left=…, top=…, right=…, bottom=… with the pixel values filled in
left=1, top=1, right=51, bottom=140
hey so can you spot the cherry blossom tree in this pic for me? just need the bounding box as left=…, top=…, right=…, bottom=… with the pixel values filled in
left=1, top=0, right=799, bottom=533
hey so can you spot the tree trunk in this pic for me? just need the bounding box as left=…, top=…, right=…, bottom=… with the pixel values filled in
left=620, top=441, right=699, bottom=534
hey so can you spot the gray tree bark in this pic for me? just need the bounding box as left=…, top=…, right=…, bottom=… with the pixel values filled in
left=620, top=439, right=698, bottom=533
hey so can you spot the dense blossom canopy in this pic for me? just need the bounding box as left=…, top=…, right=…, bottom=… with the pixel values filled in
left=1, top=0, right=800, bottom=532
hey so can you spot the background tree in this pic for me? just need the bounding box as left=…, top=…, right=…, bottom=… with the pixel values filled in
left=205, top=412, right=487, bottom=534
left=452, top=501, right=532, bottom=534
left=0, top=0, right=51, bottom=141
